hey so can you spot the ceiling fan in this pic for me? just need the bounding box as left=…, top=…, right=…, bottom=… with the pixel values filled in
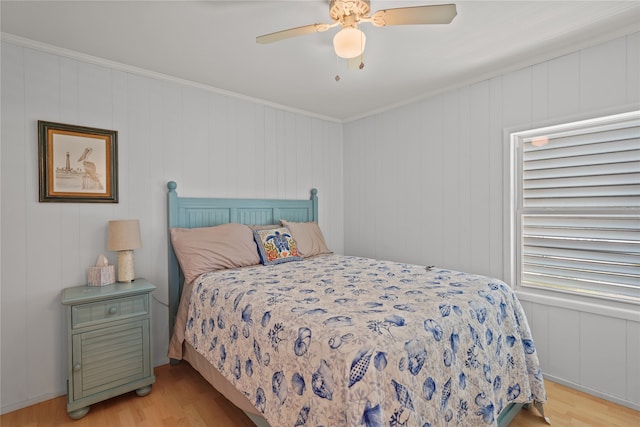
left=256, top=1, right=457, bottom=61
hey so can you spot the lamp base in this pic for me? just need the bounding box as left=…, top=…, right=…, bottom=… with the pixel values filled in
left=116, top=250, right=135, bottom=282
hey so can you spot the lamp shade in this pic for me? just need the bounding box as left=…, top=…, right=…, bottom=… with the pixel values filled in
left=333, top=27, right=366, bottom=59
left=107, top=219, right=142, bottom=251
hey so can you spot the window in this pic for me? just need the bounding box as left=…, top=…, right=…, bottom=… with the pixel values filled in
left=510, top=111, right=639, bottom=304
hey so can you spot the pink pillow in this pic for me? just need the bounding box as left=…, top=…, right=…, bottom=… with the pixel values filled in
left=280, top=220, right=332, bottom=258
left=170, top=223, right=260, bottom=284
left=248, top=224, right=280, bottom=231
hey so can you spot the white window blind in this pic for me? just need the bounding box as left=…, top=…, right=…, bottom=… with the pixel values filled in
left=512, top=111, right=640, bottom=303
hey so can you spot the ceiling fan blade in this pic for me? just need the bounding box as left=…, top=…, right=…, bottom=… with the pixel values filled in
left=371, top=3, right=457, bottom=27
left=256, top=23, right=334, bottom=44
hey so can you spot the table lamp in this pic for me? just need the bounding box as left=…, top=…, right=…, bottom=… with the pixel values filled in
left=107, top=219, right=142, bottom=282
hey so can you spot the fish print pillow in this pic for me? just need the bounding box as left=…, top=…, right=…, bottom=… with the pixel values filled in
left=253, top=227, right=302, bottom=265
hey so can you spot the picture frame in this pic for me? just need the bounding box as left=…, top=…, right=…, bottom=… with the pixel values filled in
left=38, top=121, right=118, bottom=203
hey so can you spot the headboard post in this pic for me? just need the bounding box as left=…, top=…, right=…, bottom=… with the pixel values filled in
left=311, top=188, right=318, bottom=222
left=167, top=181, right=180, bottom=351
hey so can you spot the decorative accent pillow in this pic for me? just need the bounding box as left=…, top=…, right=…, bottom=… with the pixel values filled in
left=253, top=227, right=302, bottom=265
left=280, top=220, right=332, bottom=258
left=170, top=223, right=261, bottom=284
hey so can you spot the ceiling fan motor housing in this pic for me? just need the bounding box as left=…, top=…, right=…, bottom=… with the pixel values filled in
left=330, top=0, right=371, bottom=21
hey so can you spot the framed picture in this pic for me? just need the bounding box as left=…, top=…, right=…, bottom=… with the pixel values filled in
left=38, top=121, right=118, bottom=203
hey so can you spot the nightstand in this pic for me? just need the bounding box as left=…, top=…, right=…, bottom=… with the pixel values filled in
left=61, top=279, right=156, bottom=419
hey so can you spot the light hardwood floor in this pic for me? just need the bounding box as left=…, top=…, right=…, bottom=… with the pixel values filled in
left=2, top=363, right=638, bottom=426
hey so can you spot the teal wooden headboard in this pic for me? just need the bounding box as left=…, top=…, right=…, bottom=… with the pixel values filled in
left=166, top=181, right=318, bottom=344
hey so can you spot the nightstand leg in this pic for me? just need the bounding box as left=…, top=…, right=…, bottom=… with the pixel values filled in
left=68, top=406, right=90, bottom=420
left=135, top=385, right=152, bottom=397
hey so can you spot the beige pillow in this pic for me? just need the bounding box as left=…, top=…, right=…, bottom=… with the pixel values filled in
left=248, top=224, right=280, bottom=231
left=170, top=223, right=260, bottom=284
left=280, top=220, right=332, bottom=258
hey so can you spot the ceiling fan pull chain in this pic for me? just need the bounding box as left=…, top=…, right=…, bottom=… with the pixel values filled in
left=335, top=55, right=341, bottom=82
left=359, top=30, right=365, bottom=69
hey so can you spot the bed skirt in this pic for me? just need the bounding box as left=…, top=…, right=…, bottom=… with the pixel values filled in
left=183, top=342, right=260, bottom=417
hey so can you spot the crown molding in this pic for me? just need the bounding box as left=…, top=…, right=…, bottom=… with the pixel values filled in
left=0, top=32, right=342, bottom=124
left=3, top=10, right=639, bottom=126
left=343, top=16, right=640, bottom=123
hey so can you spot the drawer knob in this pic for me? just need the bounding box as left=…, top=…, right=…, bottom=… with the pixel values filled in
left=73, top=363, right=81, bottom=372
left=108, top=306, right=117, bottom=315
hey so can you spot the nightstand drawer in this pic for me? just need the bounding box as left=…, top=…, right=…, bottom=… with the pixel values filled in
left=71, top=294, right=149, bottom=329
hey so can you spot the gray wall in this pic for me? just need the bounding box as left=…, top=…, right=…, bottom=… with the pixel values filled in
left=0, top=41, right=344, bottom=413
left=343, top=33, right=640, bottom=410
left=2, top=30, right=639, bottom=415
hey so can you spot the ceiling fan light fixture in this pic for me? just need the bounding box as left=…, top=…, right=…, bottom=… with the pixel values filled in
left=333, top=27, right=366, bottom=59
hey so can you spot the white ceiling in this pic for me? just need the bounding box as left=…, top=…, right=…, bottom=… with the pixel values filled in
left=2, top=1, right=639, bottom=122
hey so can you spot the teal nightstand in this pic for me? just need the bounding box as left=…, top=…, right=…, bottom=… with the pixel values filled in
left=61, top=279, right=156, bottom=419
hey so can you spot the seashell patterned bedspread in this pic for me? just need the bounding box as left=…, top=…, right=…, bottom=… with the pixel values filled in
left=184, top=254, right=546, bottom=426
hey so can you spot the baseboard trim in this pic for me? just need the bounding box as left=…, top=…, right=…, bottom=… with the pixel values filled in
left=1, top=390, right=65, bottom=415
left=544, top=374, right=640, bottom=412
left=1, top=360, right=171, bottom=415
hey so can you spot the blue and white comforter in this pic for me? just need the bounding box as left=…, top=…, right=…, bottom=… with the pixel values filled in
left=184, top=255, right=546, bottom=426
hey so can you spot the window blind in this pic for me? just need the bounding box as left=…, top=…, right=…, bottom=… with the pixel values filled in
left=516, top=112, right=640, bottom=303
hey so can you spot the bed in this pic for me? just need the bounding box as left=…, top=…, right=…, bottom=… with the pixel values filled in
left=166, top=181, right=548, bottom=427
